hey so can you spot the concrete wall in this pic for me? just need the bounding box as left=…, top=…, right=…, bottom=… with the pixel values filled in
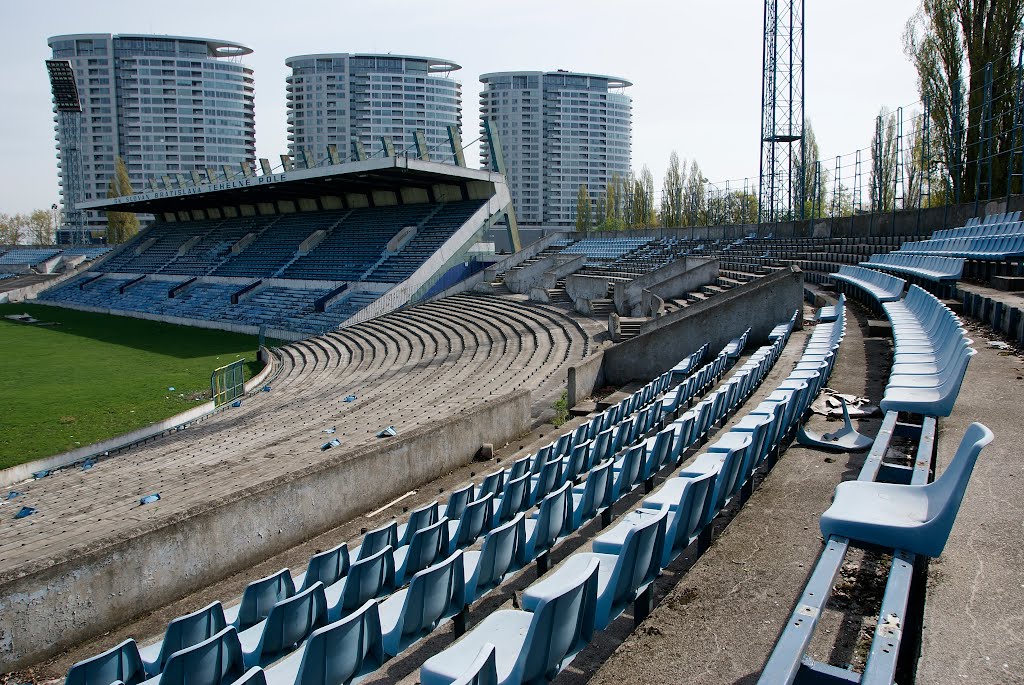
left=0, top=389, right=532, bottom=669
left=505, top=254, right=584, bottom=294
left=567, top=350, right=606, bottom=407
left=603, top=267, right=803, bottom=384
left=613, top=257, right=719, bottom=316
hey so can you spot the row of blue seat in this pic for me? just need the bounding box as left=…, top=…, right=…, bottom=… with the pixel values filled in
left=932, top=218, right=1023, bottom=240
left=879, top=285, right=976, bottom=417
left=859, top=253, right=964, bottom=282
left=422, top=312, right=807, bottom=685
left=831, top=265, right=906, bottom=304
left=760, top=409, right=993, bottom=682
left=63, top=324, right=786, bottom=685
left=963, top=210, right=1020, bottom=227
left=898, top=233, right=1024, bottom=260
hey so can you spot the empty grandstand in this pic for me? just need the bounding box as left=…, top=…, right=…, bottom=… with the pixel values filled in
left=34, top=157, right=513, bottom=338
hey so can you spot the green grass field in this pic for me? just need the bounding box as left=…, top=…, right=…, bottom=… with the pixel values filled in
left=0, top=303, right=265, bottom=469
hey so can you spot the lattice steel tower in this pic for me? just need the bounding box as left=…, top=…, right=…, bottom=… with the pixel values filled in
left=758, top=0, right=805, bottom=224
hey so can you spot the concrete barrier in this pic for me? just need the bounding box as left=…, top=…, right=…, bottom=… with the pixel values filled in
left=604, top=267, right=804, bottom=385
left=565, top=274, right=610, bottom=303
left=613, top=257, right=718, bottom=316
left=0, top=389, right=532, bottom=669
left=505, top=254, right=584, bottom=294
left=567, top=350, right=606, bottom=407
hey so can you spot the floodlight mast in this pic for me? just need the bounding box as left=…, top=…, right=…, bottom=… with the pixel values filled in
left=758, top=0, right=806, bottom=227
left=47, top=59, right=87, bottom=244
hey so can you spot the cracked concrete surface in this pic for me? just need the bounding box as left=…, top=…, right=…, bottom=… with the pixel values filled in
left=916, top=322, right=1024, bottom=685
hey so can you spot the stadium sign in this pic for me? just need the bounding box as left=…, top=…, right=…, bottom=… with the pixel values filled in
left=106, top=173, right=288, bottom=205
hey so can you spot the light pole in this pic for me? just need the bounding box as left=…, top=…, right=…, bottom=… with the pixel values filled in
left=50, top=203, right=59, bottom=245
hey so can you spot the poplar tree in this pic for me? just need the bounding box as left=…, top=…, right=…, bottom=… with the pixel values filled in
left=106, top=156, right=140, bottom=244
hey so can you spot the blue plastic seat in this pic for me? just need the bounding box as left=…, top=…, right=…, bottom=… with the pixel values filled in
left=139, top=602, right=228, bottom=675
left=66, top=639, right=147, bottom=685
left=477, top=470, right=505, bottom=498
left=420, top=557, right=599, bottom=685
left=559, top=442, right=590, bottom=485
left=325, top=546, right=396, bottom=621
left=463, top=513, right=526, bottom=603
left=569, top=459, right=614, bottom=532
left=492, top=473, right=530, bottom=526
left=238, top=583, right=328, bottom=667
left=520, top=483, right=572, bottom=565
left=571, top=506, right=669, bottom=628
left=378, top=550, right=466, bottom=656
left=448, top=493, right=495, bottom=554
left=611, top=444, right=644, bottom=500
left=505, top=455, right=530, bottom=482
left=396, top=501, right=440, bottom=547
left=443, top=484, right=476, bottom=521
left=640, top=470, right=717, bottom=565
left=139, top=626, right=245, bottom=685
left=225, top=569, right=296, bottom=631
left=263, top=600, right=385, bottom=685
left=394, top=517, right=450, bottom=585
left=292, top=543, right=349, bottom=593
left=527, top=458, right=562, bottom=506
left=820, top=423, right=993, bottom=557
left=351, top=521, right=397, bottom=562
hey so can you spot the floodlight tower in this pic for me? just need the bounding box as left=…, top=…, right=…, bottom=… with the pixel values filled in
left=758, top=0, right=805, bottom=225
left=46, top=59, right=86, bottom=244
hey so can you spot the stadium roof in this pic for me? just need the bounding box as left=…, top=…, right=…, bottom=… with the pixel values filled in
left=79, top=158, right=504, bottom=215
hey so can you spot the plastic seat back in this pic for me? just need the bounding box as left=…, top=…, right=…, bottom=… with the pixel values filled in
left=357, top=521, right=397, bottom=561
left=451, top=493, right=494, bottom=553
left=531, top=458, right=562, bottom=504
left=254, top=583, right=328, bottom=663
left=291, top=601, right=385, bottom=685
left=524, top=483, right=571, bottom=562
left=400, top=518, right=450, bottom=582
left=495, top=473, right=530, bottom=524
left=444, top=484, right=475, bottom=521
left=591, top=428, right=613, bottom=463
left=228, top=668, right=265, bottom=685
left=234, top=569, right=295, bottom=631
left=531, top=445, right=553, bottom=474
left=340, top=546, right=396, bottom=615
left=65, top=639, right=146, bottom=685
left=145, top=602, right=227, bottom=675
left=507, top=455, right=530, bottom=481
left=300, top=543, right=349, bottom=591
left=397, top=550, right=465, bottom=642
left=613, top=444, right=644, bottom=499
left=473, top=513, right=525, bottom=596
left=515, top=558, right=599, bottom=684
left=477, top=469, right=504, bottom=498
left=563, top=442, right=590, bottom=483
left=399, top=501, right=440, bottom=546
left=605, top=508, right=668, bottom=622
left=925, top=423, right=994, bottom=548
left=158, top=627, right=245, bottom=685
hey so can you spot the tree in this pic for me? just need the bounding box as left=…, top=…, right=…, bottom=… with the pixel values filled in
left=682, top=160, right=706, bottom=226
left=871, top=109, right=900, bottom=211
left=799, top=120, right=829, bottom=218
left=904, top=0, right=1024, bottom=201
left=0, top=212, right=27, bottom=245
left=27, top=209, right=55, bottom=245
left=631, top=166, right=656, bottom=228
left=575, top=184, right=593, bottom=232
left=106, top=156, right=140, bottom=244
left=661, top=152, right=686, bottom=228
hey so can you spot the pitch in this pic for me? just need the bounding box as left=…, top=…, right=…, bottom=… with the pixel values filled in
left=0, top=303, right=263, bottom=468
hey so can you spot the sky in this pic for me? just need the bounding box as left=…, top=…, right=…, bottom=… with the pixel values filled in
left=0, top=0, right=924, bottom=215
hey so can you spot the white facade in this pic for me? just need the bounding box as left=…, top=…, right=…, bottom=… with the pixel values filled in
left=480, top=70, right=632, bottom=228
left=48, top=34, right=255, bottom=239
left=286, top=54, right=462, bottom=165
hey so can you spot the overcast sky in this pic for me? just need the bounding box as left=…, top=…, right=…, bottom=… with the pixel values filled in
left=0, top=0, right=924, bottom=214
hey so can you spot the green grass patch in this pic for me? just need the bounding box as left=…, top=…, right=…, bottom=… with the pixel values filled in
left=0, top=303, right=266, bottom=469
